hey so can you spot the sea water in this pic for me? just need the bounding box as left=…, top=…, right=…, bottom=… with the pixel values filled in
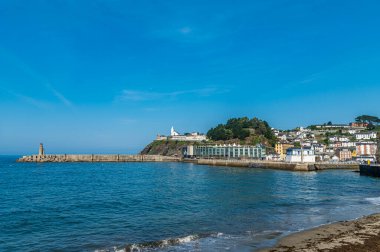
left=1, top=155, right=380, bottom=251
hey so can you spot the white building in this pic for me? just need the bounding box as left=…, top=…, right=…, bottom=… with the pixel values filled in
left=329, top=136, right=350, bottom=142
left=355, top=132, right=377, bottom=140
left=286, top=147, right=316, bottom=163
left=278, top=133, right=287, bottom=141
left=341, top=141, right=356, bottom=148
left=312, top=143, right=325, bottom=153
left=169, top=127, right=207, bottom=141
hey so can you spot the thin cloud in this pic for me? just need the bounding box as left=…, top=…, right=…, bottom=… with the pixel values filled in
left=6, top=90, right=51, bottom=109
left=179, top=26, right=192, bottom=34
left=299, top=72, right=324, bottom=84
left=120, top=118, right=138, bottom=125
left=46, top=83, right=74, bottom=108
left=118, top=87, right=225, bottom=101
left=152, top=25, right=218, bottom=44
left=0, top=48, right=74, bottom=108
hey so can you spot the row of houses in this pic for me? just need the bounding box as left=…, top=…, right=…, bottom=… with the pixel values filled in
left=184, top=144, right=266, bottom=159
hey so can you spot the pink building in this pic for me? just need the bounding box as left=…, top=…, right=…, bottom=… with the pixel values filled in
left=356, top=142, right=377, bottom=156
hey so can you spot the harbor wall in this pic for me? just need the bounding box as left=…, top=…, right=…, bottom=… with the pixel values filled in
left=17, top=154, right=359, bottom=171
left=194, top=159, right=312, bottom=171
left=194, top=159, right=359, bottom=171
left=17, top=154, right=181, bottom=163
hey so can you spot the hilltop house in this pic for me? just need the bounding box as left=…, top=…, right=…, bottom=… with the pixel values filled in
left=156, top=126, right=207, bottom=141
left=350, top=122, right=369, bottom=128
left=355, top=132, right=377, bottom=140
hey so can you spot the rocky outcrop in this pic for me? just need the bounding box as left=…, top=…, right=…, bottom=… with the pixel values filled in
left=140, top=140, right=202, bottom=156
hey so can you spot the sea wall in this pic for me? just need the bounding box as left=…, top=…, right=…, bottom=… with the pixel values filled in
left=17, top=154, right=181, bottom=163
left=194, top=159, right=312, bottom=171
left=314, top=163, right=359, bottom=170
left=193, top=159, right=359, bottom=171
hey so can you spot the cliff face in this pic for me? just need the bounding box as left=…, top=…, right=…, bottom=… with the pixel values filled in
left=140, top=140, right=202, bottom=156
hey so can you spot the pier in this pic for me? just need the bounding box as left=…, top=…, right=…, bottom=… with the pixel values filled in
left=17, top=154, right=181, bottom=163
left=17, top=155, right=359, bottom=171
left=359, top=164, right=380, bottom=177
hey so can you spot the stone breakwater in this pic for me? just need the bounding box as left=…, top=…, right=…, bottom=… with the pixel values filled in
left=16, top=155, right=359, bottom=171
left=17, top=154, right=181, bottom=163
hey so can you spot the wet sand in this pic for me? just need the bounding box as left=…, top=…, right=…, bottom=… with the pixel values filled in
left=260, top=213, right=380, bottom=252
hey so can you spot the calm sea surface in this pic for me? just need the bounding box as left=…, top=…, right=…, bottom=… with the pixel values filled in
left=1, top=156, right=380, bottom=251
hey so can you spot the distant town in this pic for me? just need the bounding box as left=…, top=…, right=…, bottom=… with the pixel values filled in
left=155, top=115, right=380, bottom=164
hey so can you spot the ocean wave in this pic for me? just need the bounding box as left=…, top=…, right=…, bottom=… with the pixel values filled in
left=115, top=232, right=222, bottom=252
left=366, top=197, right=380, bottom=205
left=101, top=230, right=284, bottom=252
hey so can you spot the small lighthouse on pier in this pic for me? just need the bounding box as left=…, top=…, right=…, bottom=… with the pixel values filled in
left=38, top=143, right=45, bottom=156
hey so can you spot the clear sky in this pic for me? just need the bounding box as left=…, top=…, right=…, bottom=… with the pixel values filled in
left=1, top=0, right=380, bottom=155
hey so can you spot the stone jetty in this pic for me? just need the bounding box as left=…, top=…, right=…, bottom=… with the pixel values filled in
left=17, top=143, right=360, bottom=171
left=17, top=154, right=359, bottom=171
left=17, top=154, right=181, bottom=163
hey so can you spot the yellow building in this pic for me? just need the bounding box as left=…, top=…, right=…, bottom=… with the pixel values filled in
left=351, top=149, right=357, bottom=158
left=275, top=143, right=294, bottom=160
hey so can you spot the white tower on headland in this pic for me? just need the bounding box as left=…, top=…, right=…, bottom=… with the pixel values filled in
left=171, top=126, right=179, bottom=136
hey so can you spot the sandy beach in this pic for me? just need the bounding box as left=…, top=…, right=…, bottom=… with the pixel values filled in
left=261, top=213, right=380, bottom=252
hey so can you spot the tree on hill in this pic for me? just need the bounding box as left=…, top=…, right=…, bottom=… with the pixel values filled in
left=355, top=115, right=380, bottom=125
left=207, top=124, right=233, bottom=140
left=207, top=117, right=276, bottom=145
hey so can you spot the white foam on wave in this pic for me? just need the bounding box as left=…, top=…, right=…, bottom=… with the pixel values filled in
left=176, top=234, right=198, bottom=243
left=366, top=197, right=380, bottom=205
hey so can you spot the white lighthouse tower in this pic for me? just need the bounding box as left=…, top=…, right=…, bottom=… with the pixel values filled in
left=171, top=126, right=179, bottom=136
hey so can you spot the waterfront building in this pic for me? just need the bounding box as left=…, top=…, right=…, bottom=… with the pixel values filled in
left=285, top=147, right=315, bottom=163
left=355, top=132, right=377, bottom=140
left=275, top=142, right=294, bottom=160
left=356, top=155, right=377, bottom=163
left=191, top=144, right=266, bottom=159
left=336, top=148, right=352, bottom=161
left=356, top=141, right=378, bottom=156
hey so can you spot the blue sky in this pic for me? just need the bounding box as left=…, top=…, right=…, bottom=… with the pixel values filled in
left=1, top=0, right=380, bottom=154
